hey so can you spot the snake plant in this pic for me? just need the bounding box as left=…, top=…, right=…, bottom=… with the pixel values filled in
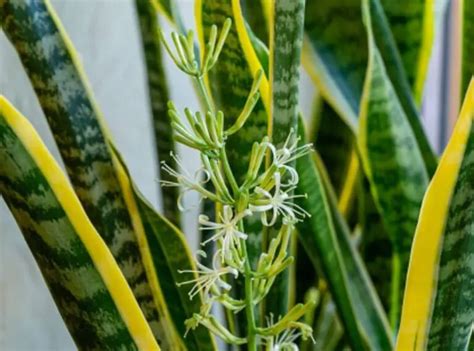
left=0, top=0, right=473, bottom=350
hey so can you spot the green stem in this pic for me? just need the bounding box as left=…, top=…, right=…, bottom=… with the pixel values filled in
left=389, top=251, right=401, bottom=329
left=220, top=149, right=240, bottom=195
left=197, top=76, right=216, bottom=115
left=243, top=240, right=258, bottom=351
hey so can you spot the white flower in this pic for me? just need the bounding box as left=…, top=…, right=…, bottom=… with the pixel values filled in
left=250, top=173, right=310, bottom=226
left=272, top=328, right=301, bottom=351
left=199, top=206, right=251, bottom=262
left=267, top=129, right=313, bottom=186
left=160, top=152, right=212, bottom=210
left=177, top=250, right=238, bottom=300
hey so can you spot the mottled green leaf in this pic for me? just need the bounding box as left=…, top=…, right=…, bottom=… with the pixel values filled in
left=358, top=0, right=430, bottom=327
left=265, top=0, right=306, bottom=319
left=0, top=0, right=173, bottom=345
left=296, top=121, right=393, bottom=351
left=111, top=147, right=216, bottom=351
left=397, top=79, right=474, bottom=351
left=381, top=0, right=434, bottom=103
left=303, top=0, right=437, bottom=175
left=0, top=97, right=159, bottom=351
left=134, top=0, right=181, bottom=227
left=195, top=0, right=270, bottom=335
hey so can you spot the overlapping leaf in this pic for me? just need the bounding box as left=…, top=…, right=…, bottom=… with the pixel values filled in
left=381, top=0, right=435, bottom=103
left=296, top=124, right=393, bottom=351
left=397, top=79, right=474, bottom=351
left=265, top=0, right=306, bottom=318
left=111, top=147, right=216, bottom=351
left=0, top=0, right=169, bottom=343
left=358, top=0, right=430, bottom=327
left=1, top=1, right=214, bottom=348
left=135, top=0, right=181, bottom=227
left=303, top=0, right=437, bottom=175
left=0, top=97, right=159, bottom=351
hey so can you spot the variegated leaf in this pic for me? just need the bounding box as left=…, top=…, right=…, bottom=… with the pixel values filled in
left=0, top=96, right=159, bottom=351
left=303, top=0, right=437, bottom=175
left=265, top=0, right=306, bottom=318
left=381, top=0, right=435, bottom=103
left=397, top=79, right=474, bottom=351
left=134, top=0, right=181, bottom=227
left=358, top=0, right=430, bottom=327
left=296, top=120, right=393, bottom=351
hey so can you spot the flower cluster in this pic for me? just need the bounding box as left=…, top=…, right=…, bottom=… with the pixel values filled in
left=159, top=19, right=315, bottom=350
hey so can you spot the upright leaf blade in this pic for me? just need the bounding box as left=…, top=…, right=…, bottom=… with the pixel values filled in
left=0, top=0, right=172, bottom=345
left=296, top=120, right=393, bottom=351
left=358, top=0, right=430, bottom=327
left=134, top=0, right=181, bottom=227
left=0, top=97, right=159, bottom=351
left=195, top=0, right=271, bottom=335
left=397, top=79, right=474, bottom=351
left=110, top=146, right=216, bottom=351
left=381, top=0, right=435, bottom=103
left=265, top=0, right=306, bottom=318
left=303, top=0, right=437, bottom=175
left=461, top=0, right=474, bottom=99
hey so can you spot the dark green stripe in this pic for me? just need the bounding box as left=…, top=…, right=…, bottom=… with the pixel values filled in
left=427, top=123, right=474, bottom=350
left=0, top=0, right=166, bottom=343
left=0, top=113, right=137, bottom=350
left=134, top=0, right=181, bottom=227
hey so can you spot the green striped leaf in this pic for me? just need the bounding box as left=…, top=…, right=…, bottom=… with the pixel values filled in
left=381, top=0, right=435, bottom=104
left=358, top=177, right=393, bottom=313
left=196, top=0, right=270, bottom=185
left=296, top=125, right=393, bottom=351
left=358, top=0, right=430, bottom=327
left=110, top=147, right=216, bottom=351
left=0, top=0, right=175, bottom=346
left=195, top=0, right=270, bottom=335
left=397, top=79, right=474, bottom=351
left=461, top=0, right=474, bottom=99
left=0, top=97, right=159, bottom=351
left=134, top=0, right=181, bottom=227
left=241, top=0, right=269, bottom=45
left=303, top=0, right=437, bottom=175
left=265, top=0, right=306, bottom=318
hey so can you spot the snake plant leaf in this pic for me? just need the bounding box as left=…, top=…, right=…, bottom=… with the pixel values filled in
left=110, top=146, right=216, bottom=351
left=0, top=0, right=173, bottom=345
left=134, top=0, right=181, bottom=227
left=241, top=0, right=269, bottom=45
left=264, top=0, right=306, bottom=318
left=380, top=0, right=435, bottom=104
left=195, top=0, right=270, bottom=334
left=358, top=0, right=430, bottom=328
left=303, top=0, right=366, bottom=131
left=296, top=125, right=393, bottom=351
left=196, top=0, right=270, bottom=185
left=0, top=97, right=160, bottom=351
left=358, top=177, right=393, bottom=313
left=397, top=79, right=474, bottom=351
left=461, top=0, right=474, bottom=99
left=311, top=101, right=357, bottom=202
left=303, top=0, right=437, bottom=176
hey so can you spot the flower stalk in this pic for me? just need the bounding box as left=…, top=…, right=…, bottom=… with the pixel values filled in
left=159, top=19, right=314, bottom=350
